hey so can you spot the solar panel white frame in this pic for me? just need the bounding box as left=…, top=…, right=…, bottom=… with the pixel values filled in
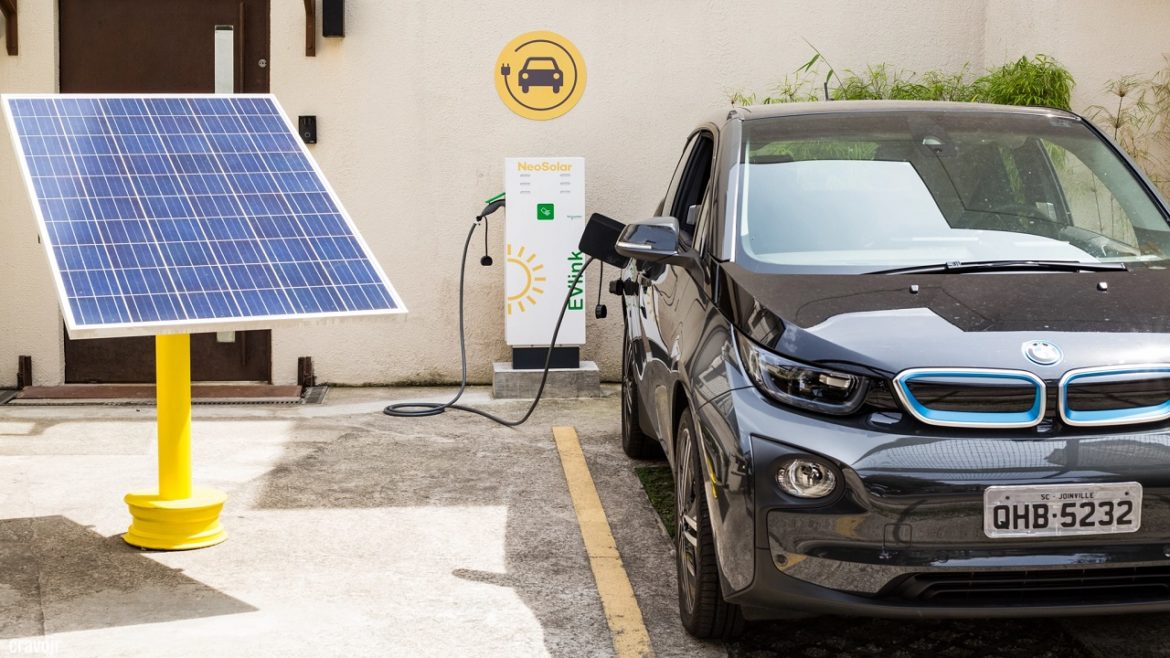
left=2, top=93, right=407, bottom=340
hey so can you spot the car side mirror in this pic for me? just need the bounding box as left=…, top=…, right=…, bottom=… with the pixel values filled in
left=614, top=216, right=688, bottom=266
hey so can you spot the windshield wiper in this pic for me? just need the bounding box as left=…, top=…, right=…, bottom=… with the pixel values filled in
left=870, top=259, right=1129, bottom=275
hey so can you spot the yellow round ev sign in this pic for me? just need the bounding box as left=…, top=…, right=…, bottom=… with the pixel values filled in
left=495, top=31, right=586, bottom=121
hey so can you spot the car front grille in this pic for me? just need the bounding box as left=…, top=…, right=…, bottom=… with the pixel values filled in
left=905, top=380, right=1038, bottom=413
left=891, top=369, right=1045, bottom=428
left=889, top=365, right=1170, bottom=429
left=1061, top=366, right=1170, bottom=427
left=883, top=566, right=1170, bottom=605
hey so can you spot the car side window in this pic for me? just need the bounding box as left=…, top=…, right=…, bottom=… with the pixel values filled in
left=661, top=137, right=699, bottom=222
left=669, top=133, right=715, bottom=250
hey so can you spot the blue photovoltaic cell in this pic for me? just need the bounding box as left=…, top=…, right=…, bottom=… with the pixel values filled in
left=2, top=95, right=403, bottom=337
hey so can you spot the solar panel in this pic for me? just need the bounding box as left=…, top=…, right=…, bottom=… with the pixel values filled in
left=1, top=94, right=405, bottom=339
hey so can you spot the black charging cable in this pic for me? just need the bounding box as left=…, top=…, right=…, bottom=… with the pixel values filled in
left=383, top=204, right=595, bottom=427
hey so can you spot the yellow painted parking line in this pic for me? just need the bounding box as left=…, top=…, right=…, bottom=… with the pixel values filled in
left=553, top=426, right=654, bottom=658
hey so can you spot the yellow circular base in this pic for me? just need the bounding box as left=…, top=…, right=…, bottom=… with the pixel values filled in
left=123, top=486, right=228, bottom=550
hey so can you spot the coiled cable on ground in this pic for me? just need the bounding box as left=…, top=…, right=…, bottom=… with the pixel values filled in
left=383, top=216, right=594, bottom=426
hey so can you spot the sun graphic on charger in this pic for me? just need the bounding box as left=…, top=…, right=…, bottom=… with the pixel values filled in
left=506, top=244, right=547, bottom=315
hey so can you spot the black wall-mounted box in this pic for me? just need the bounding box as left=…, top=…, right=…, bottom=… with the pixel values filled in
left=298, top=116, right=317, bottom=144
left=322, top=0, right=345, bottom=37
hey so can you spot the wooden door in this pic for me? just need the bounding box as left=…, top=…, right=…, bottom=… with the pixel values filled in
left=58, top=0, right=272, bottom=383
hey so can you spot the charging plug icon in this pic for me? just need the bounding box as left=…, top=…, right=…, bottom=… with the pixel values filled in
left=500, top=63, right=511, bottom=79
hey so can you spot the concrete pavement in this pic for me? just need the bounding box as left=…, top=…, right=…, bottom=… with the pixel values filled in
left=0, top=387, right=718, bottom=658
left=6, top=387, right=1170, bottom=657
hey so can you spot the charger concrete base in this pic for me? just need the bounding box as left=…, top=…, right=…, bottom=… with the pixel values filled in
left=493, top=361, right=601, bottom=399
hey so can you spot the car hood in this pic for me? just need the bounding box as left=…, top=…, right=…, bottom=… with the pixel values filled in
left=719, top=262, right=1170, bottom=376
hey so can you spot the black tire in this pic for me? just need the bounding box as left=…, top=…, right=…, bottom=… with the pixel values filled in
left=552, top=84, right=562, bottom=94
left=621, top=333, right=661, bottom=459
left=521, top=84, right=530, bottom=93
left=675, top=410, right=745, bottom=640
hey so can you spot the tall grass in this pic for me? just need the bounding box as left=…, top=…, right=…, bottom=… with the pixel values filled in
left=1086, top=59, right=1170, bottom=195
left=730, top=50, right=1074, bottom=110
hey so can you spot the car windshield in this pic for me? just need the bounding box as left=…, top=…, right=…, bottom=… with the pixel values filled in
left=735, top=109, right=1170, bottom=273
left=524, top=58, right=557, bottom=70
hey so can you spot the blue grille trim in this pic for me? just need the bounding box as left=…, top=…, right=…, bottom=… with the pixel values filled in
left=1060, top=365, right=1170, bottom=427
left=892, top=368, right=1046, bottom=428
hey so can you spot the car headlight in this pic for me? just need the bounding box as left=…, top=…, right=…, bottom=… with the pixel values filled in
left=736, top=332, right=870, bottom=415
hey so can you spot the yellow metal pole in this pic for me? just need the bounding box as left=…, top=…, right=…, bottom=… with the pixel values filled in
left=156, top=333, right=192, bottom=500
left=123, top=333, right=227, bottom=550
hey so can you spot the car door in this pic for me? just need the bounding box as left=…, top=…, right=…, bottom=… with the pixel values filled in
left=638, top=131, right=716, bottom=443
left=626, top=135, right=695, bottom=428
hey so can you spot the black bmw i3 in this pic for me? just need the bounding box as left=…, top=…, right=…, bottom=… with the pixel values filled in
left=613, top=101, right=1170, bottom=638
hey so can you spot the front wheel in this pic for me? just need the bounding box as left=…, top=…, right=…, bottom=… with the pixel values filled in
left=675, top=410, right=744, bottom=639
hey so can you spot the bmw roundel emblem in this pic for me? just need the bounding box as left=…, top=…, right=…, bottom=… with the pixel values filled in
left=1022, top=340, right=1063, bottom=366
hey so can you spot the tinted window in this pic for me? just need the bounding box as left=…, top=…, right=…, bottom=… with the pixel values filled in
left=670, top=134, right=714, bottom=248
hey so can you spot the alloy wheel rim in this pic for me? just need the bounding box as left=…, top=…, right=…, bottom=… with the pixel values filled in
left=677, top=426, right=700, bottom=612
left=622, top=351, right=636, bottom=427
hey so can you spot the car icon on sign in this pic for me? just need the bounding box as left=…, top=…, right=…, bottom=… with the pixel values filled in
left=518, top=57, right=563, bottom=94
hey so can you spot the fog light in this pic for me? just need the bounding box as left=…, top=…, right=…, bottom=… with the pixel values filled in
left=777, top=458, right=837, bottom=498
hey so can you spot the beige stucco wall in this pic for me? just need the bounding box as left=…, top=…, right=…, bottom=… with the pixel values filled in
left=2, top=1, right=1168, bottom=386
left=984, top=0, right=1170, bottom=116
left=0, top=1, right=63, bottom=387
left=265, top=0, right=991, bottom=385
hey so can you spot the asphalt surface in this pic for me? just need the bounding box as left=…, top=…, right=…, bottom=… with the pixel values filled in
left=730, top=617, right=1092, bottom=658
left=2, top=386, right=1170, bottom=656
left=631, top=461, right=1169, bottom=658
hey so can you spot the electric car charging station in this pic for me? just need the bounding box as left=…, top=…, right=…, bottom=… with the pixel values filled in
left=7, top=4, right=1170, bottom=657
left=495, top=156, right=602, bottom=398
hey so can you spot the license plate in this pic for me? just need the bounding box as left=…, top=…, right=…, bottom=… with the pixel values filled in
left=983, top=482, right=1142, bottom=538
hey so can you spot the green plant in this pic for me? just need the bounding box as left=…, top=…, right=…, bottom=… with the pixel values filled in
left=832, top=64, right=916, bottom=100
left=730, top=49, right=1073, bottom=111
left=729, top=52, right=825, bottom=105
left=1086, top=77, right=1154, bottom=158
left=972, top=54, right=1073, bottom=110
left=729, top=73, right=821, bottom=106
left=635, top=466, right=675, bottom=538
left=1148, top=61, right=1170, bottom=193
left=1086, top=59, right=1170, bottom=195
left=911, top=68, right=981, bottom=102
